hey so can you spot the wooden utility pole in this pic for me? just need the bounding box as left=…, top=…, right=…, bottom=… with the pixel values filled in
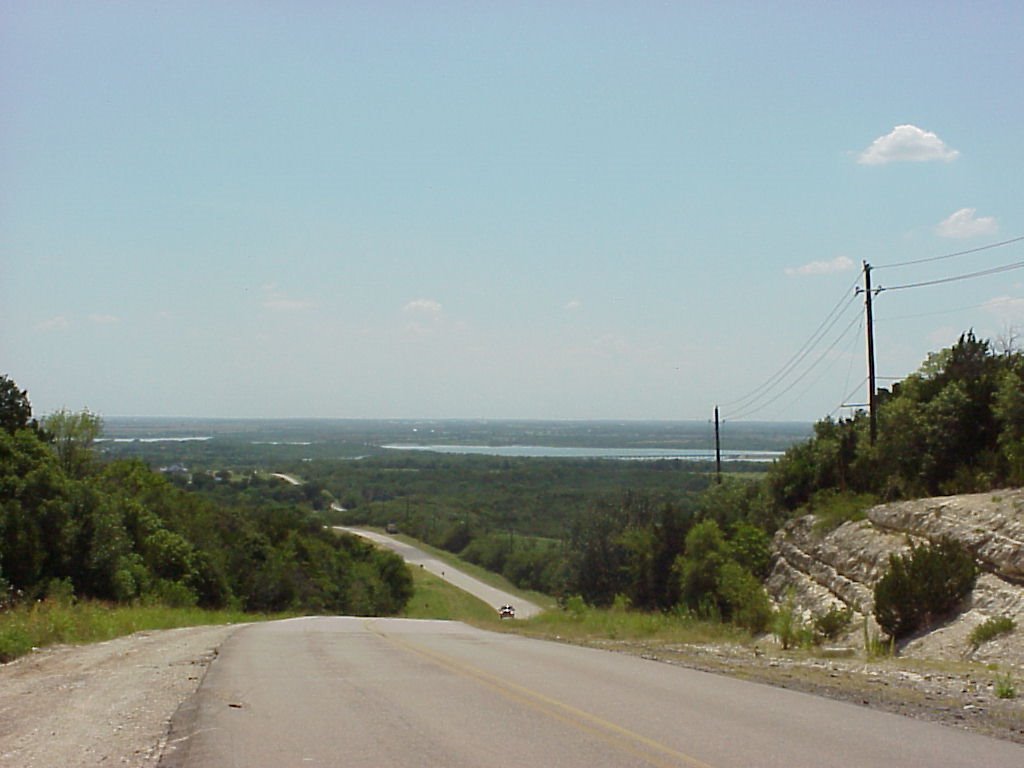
left=714, top=406, right=722, bottom=484
left=862, top=261, right=878, bottom=444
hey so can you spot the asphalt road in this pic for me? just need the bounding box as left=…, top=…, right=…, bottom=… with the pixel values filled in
left=336, top=526, right=542, bottom=618
left=162, top=617, right=1024, bottom=767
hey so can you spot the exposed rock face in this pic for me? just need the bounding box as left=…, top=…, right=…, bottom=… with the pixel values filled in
left=767, top=489, right=1024, bottom=667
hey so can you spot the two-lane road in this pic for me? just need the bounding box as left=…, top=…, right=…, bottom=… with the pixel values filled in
left=162, top=617, right=1024, bottom=767
left=336, top=526, right=542, bottom=618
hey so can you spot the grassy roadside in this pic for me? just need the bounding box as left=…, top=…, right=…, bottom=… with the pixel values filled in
left=395, top=538, right=749, bottom=646
left=0, top=600, right=267, bottom=663
left=391, top=532, right=558, bottom=611
left=400, top=565, right=505, bottom=624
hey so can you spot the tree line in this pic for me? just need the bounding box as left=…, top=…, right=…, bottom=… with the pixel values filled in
left=547, top=331, right=1022, bottom=633
left=0, top=375, right=412, bottom=614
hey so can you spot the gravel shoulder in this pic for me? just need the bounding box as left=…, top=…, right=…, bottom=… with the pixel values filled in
left=0, top=624, right=241, bottom=768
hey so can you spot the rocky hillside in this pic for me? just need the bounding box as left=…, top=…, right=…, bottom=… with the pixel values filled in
left=766, top=488, right=1024, bottom=668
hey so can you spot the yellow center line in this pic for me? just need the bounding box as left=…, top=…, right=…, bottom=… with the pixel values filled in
left=365, top=620, right=717, bottom=768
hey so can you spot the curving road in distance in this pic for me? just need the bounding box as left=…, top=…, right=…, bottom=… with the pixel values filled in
left=336, top=526, right=542, bottom=618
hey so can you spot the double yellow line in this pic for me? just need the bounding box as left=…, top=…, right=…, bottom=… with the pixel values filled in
left=366, top=621, right=716, bottom=768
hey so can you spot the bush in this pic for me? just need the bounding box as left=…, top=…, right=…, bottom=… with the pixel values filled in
left=873, top=538, right=978, bottom=640
left=969, top=616, right=1016, bottom=648
left=718, top=562, right=772, bottom=633
left=995, top=671, right=1016, bottom=700
left=772, top=592, right=805, bottom=650
left=813, top=605, right=854, bottom=642
left=563, top=594, right=588, bottom=619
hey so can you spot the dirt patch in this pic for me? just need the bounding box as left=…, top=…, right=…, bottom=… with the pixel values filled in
left=0, top=624, right=240, bottom=768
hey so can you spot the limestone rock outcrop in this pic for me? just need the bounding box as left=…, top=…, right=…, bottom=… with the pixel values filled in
left=766, top=489, right=1024, bottom=666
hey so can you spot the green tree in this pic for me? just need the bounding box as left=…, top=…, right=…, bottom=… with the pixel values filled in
left=727, top=522, right=772, bottom=579
left=717, top=561, right=772, bottom=633
left=0, top=375, right=35, bottom=434
left=994, top=367, right=1024, bottom=484
left=0, top=429, right=71, bottom=593
left=675, top=520, right=728, bottom=616
left=566, top=500, right=632, bottom=606
left=675, top=519, right=772, bottom=629
left=43, top=409, right=103, bottom=478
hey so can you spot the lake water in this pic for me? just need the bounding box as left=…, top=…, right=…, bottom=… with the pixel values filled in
left=381, top=444, right=782, bottom=462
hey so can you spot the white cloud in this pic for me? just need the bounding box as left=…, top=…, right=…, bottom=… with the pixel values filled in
left=983, top=295, right=1024, bottom=324
left=36, top=315, right=70, bottom=331
left=565, top=299, right=582, bottom=311
left=857, top=125, right=959, bottom=165
left=89, top=314, right=120, bottom=325
left=785, top=256, right=855, bottom=276
left=935, top=208, right=998, bottom=239
left=262, top=284, right=316, bottom=311
left=402, top=298, right=444, bottom=337
left=403, top=298, right=443, bottom=316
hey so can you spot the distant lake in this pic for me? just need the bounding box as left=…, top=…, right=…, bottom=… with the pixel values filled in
left=382, top=444, right=782, bottom=462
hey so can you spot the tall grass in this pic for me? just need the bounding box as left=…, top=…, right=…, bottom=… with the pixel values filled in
left=0, top=599, right=257, bottom=663
left=516, top=598, right=748, bottom=645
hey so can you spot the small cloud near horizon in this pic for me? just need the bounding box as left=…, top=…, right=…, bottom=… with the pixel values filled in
left=565, top=299, right=582, bottom=311
left=785, top=256, right=855, bottom=276
left=983, top=295, right=1024, bottom=324
left=935, top=208, right=998, bottom=239
left=261, top=284, right=316, bottom=311
left=403, top=298, right=443, bottom=316
left=402, top=298, right=444, bottom=337
left=36, top=315, right=70, bottom=332
left=858, top=125, right=959, bottom=165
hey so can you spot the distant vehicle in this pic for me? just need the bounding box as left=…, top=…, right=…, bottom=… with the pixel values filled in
left=499, top=604, right=515, bottom=619
left=385, top=522, right=399, bottom=534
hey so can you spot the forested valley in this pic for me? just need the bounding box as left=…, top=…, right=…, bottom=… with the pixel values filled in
left=3, top=330, right=1022, bottom=639
left=0, top=378, right=412, bottom=616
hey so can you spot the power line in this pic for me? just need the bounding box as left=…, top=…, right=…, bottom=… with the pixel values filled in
left=766, top=314, right=864, bottom=422
left=881, top=260, right=1024, bottom=292
left=724, top=295, right=859, bottom=419
left=728, top=309, right=863, bottom=421
left=873, top=235, right=1024, bottom=271
left=876, top=298, right=1002, bottom=323
left=828, top=378, right=869, bottom=420
left=719, top=284, right=860, bottom=412
left=717, top=236, right=1021, bottom=425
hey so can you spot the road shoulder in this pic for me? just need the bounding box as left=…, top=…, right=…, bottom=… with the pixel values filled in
left=0, top=624, right=240, bottom=768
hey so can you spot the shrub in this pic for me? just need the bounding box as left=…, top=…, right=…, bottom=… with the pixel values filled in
left=813, top=605, right=854, bottom=642
left=995, top=671, right=1016, bottom=700
left=718, top=561, right=772, bottom=633
left=969, top=616, right=1016, bottom=648
left=873, top=538, right=978, bottom=640
left=772, top=592, right=805, bottom=650
left=563, top=594, right=588, bottom=619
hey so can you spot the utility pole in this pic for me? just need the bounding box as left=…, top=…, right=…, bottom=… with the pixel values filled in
left=862, top=261, right=878, bottom=445
left=714, top=406, right=722, bottom=484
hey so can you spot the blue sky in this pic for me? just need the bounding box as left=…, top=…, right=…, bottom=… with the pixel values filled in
left=2, top=2, right=1022, bottom=422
